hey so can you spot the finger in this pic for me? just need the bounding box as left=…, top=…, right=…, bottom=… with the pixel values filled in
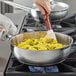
left=42, top=0, right=51, bottom=14
left=36, top=4, right=45, bottom=14
left=36, top=1, right=51, bottom=14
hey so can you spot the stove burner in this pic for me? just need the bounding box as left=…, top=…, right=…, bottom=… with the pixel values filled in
left=28, top=66, right=59, bottom=72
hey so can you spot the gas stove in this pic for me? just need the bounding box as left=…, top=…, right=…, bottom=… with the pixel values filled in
left=4, top=13, right=76, bottom=76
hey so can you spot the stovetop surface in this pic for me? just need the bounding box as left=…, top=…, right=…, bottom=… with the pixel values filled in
left=5, top=14, right=76, bottom=76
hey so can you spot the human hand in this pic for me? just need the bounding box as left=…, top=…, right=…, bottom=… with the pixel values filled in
left=33, top=0, right=51, bottom=15
left=0, top=14, right=17, bottom=40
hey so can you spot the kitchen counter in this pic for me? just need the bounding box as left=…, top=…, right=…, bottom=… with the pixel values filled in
left=0, top=12, right=25, bottom=76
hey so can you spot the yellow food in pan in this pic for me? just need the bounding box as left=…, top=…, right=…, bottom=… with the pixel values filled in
left=17, top=37, right=66, bottom=51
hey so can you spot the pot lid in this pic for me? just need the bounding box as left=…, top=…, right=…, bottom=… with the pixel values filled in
left=33, top=1, right=69, bottom=12
left=50, top=1, right=69, bottom=12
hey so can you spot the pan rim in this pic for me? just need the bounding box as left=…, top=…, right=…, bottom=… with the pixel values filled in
left=10, top=31, right=73, bottom=52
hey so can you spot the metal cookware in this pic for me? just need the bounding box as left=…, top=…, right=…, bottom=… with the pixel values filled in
left=33, top=0, right=69, bottom=21
left=10, top=31, right=74, bottom=66
left=2, top=0, right=69, bottom=21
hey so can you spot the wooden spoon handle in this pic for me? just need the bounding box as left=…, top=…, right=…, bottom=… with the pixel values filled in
left=43, top=11, right=52, bottom=30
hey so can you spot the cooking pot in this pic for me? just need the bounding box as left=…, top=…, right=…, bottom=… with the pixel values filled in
left=10, top=31, right=74, bottom=66
left=3, top=0, right=69, bottom=21
left=32, top=0, right=69, bottom=21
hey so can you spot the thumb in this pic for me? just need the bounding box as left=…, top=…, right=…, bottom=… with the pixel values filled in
left=36, top=4, right=46, bottom=15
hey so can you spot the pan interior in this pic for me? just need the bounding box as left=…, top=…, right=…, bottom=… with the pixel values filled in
left=11, top=32, right=73, bottom=46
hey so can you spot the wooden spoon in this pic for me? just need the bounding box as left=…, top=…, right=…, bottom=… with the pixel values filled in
left=43, top=10, right=56, bottom=40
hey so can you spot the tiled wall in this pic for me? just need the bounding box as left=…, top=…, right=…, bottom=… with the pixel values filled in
left=0, top=0, right=13, bottom=14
